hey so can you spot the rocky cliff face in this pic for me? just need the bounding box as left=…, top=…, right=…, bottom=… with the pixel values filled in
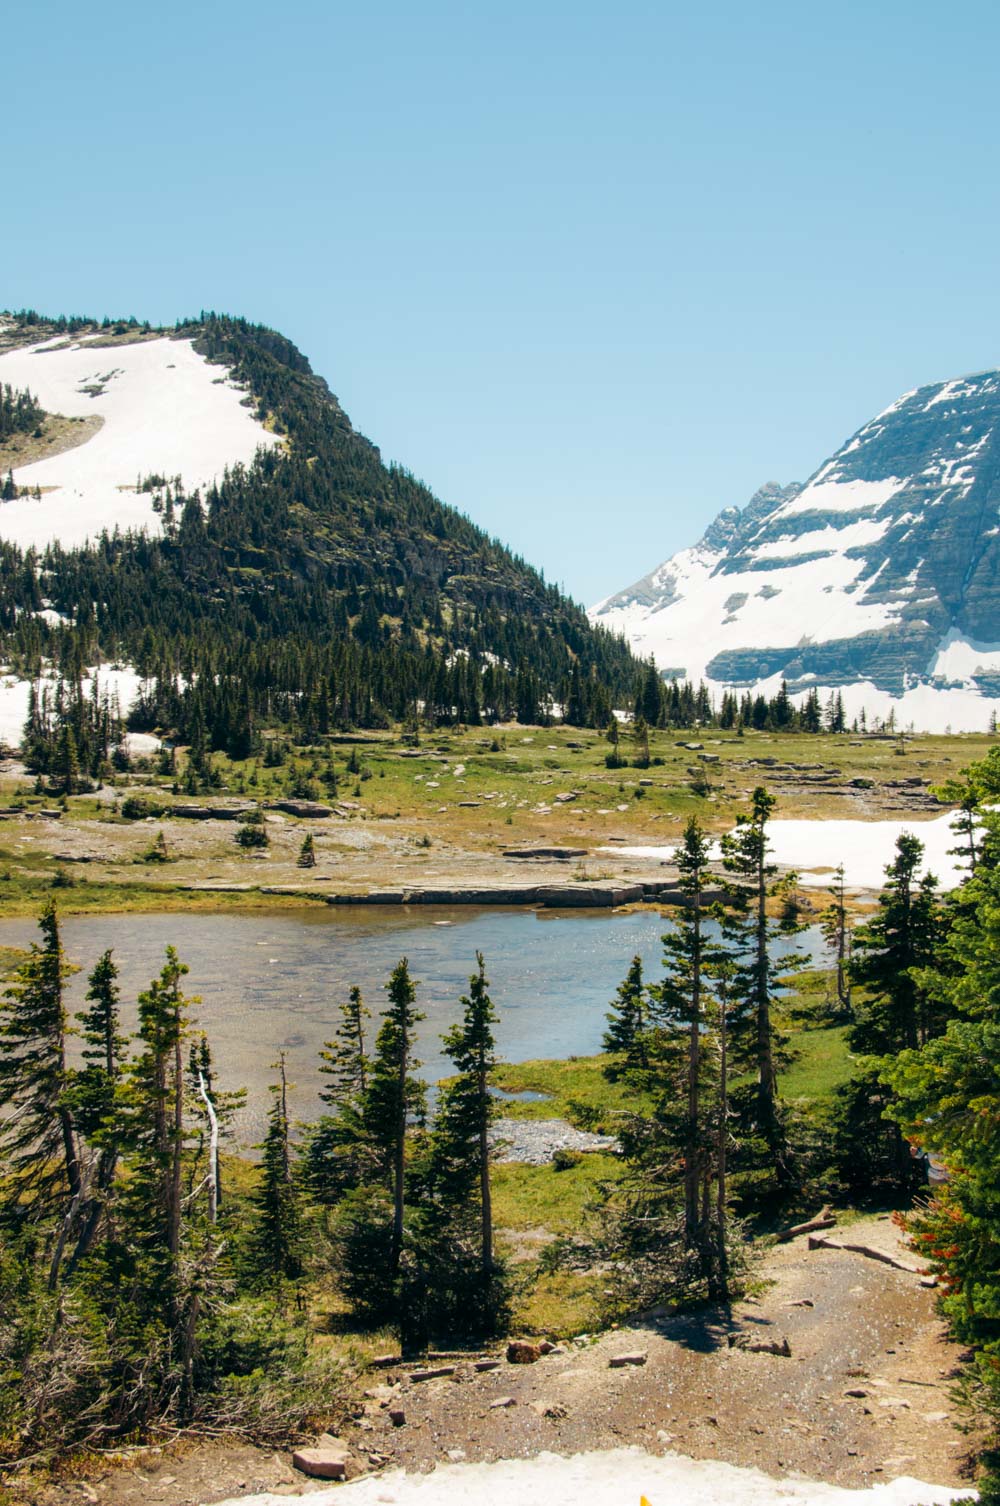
left=590, top=372, right=1000, bottom=730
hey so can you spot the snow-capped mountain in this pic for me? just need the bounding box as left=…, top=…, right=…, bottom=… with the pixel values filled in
left=590, top=373, right=1000, bottom=732
left=0, top=320, right=280, bottom=550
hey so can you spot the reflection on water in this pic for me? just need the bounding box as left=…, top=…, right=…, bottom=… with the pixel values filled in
left=0, top=906, right=821, bottom=1141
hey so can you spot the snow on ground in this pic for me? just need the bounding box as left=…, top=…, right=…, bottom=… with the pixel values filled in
left=592, top=541, right=899, bottom=689
left=221, top=1447, right=972, bottom=1506
left=777, top=678, right=997, bottom=735
left=774, top=475, right=906, bottom=519
left=0, top=665, right=157, bottom=754
left=600, top=810, right=966, bottom=891
left=929, top=628, right=1000, bottom=681
left=0, top=334, right=280, bottom=550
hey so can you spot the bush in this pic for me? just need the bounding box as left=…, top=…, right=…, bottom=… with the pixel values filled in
left=552, top=1148, right=584, bottom=1172
left=121, top=794, right=166, bottom=820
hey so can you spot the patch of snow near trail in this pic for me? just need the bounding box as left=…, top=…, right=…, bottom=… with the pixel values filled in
left=0, top=336, right=279, bottom=551
left=600, top=811, right=966, bottom=891
left=221, top=1447, right=972, bottom=1506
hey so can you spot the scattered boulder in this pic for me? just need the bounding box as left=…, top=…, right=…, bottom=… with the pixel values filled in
left=490, top=1395, right=517, bottom=1409
left=292, top=1435, right=353, bottom=1479
left=507, top=1340, right=543, bottom=1364
left=609, top=1351, right=648, bottom=1368
left=388, top=1408, right=406, bottom=1427
left=409, top=1365, right=456, bottom=1382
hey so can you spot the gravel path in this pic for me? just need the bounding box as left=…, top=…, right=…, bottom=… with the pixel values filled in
left=490, top=1117, right=619, bottom=1164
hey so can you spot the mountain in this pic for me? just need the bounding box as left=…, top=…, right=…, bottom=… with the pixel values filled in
left=590, top=372, right=1000, bottom=732
left=0, top=310, right=637, bottom=746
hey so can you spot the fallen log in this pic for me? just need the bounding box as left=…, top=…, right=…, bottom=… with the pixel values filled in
left=807, top=1234, right=922, bottom=1274
left=776, top=1204, right=836, bottom=1243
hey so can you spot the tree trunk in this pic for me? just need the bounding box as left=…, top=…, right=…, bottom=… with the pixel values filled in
left=390, top=1041, right=407, bottom=1274
left=715, top=978, right=729, bottom=1302
left=684, top=882, right=702, bottom=1249
left=479, top=1058, right=493, bottom=1274
left=197, top=1070, right=220, bottom=1226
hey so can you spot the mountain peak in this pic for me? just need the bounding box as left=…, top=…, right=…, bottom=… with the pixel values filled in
left=590, top=370, right=1000, bottom=731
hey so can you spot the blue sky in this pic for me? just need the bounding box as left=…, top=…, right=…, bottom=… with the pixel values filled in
left=6, top=0, right=1000, bottom=604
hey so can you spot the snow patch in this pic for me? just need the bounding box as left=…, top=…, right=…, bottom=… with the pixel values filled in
left=0, top=336, right=280, bottom=551
left=219, top=1446, right=972, bottom=1506
left=930, top=628, right=1000, bottom=682
left=599, top=810, right=968, bottom=891
left=0, top=664, right=153, bottom=751
left=775, top=476, right=906, bottom=520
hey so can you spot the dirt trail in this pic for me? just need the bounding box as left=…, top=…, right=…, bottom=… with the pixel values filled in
left=15, top=1216, right=978, bottom=1505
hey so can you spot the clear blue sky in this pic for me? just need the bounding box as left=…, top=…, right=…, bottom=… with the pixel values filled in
left=6, top=0, right=1000, bottom=604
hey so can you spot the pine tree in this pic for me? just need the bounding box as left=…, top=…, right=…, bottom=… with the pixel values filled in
left=820, top=864, right=853, bottom=1018
left=250, top=1054, right=303, bottom=1284
left=721, top=787, right=802, bottom=1191
left=124, top=949, right=196, bottom=1277
left=850, top=835, right=941, bottom=1054
left=56, top=722, right=81, bottom=794
left=297, top=832, right=316, bottom=867
left=0, top=903, right=81, bottom=1242
left=651, top=818, right=720, bottom=1262
left=303, top=986, right=374, bottom=1199
left=365, top=960, right=426, bottom=1274
left=602, top=955, right=649, bottom=1077
left=432, top=953, right=500, bottom=1274
left=63, top=949, right=127, bottom=1274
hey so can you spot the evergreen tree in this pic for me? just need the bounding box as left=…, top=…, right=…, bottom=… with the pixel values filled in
left=364, top=960, right=426, bottom=1274
left=602, top=955, right=650, bottom=1077
left=303, top=986, right=375, bottom=1200
left=850, top=835, right=941, bottom=1054
left=820, top=864, right=853, bottom=1018
left=63, top=950, right=126, bottom=1274
left=0, top=904, right=81, bottom=1242
left=721, top=787, right=802, bottom=1192
left=250, top=1054, right=303, bottom=1284
left=431, top=953, right=500, bottom=1275
left=651, top=818, right=720, bottom=1265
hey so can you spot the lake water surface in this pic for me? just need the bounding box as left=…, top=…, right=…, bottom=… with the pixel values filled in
left=0, top=907, right=822, bottom=1140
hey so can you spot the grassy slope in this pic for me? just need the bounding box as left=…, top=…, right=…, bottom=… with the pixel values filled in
left=0, top=721, right=988, bottom=915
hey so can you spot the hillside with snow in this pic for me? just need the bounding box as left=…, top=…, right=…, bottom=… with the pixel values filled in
left=0, top=324, right=279, bottom=550
left=590, top=375, right=1000, bottom=732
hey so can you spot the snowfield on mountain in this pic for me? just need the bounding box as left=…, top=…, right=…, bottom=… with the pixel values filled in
left=591, top=372, right=1000, bottom=732
left=0, top=332, right=279, bottom=550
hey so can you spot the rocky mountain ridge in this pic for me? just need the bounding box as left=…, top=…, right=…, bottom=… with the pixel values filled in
left=591, top=370, right=1000, bottom=730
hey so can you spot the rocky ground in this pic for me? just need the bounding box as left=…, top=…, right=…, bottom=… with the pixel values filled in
left=16, top=1215, right=979, bottom=1506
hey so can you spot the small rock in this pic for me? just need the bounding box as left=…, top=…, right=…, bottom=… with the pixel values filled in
left=292, top=1438, right=352, bottom=1480
left=530, top=1399, right=568, bottom=1419
left=491, top=1395, right=517, bottom=1409
left=447, top=1448, right=467, bottom=1461
left=389, top=1409, right=406, bottom=1427
left=475, top=1359, right=501, bottom=1372
left=845, top=1387, right=869, bottom=1398
left=409, top=1365, right=456, bottom=1382
left=609, top=1351, right=648, bottom=1368
left=920, top=1276, right=939, bottom=1288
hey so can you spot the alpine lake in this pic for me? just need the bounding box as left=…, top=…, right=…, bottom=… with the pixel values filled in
left=0, top=905, right=822, bottom=1141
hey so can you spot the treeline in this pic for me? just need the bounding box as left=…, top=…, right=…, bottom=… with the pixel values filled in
left=0, top=311, right=638, bottom=731
left=0, top=383, right=43, bottom=441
